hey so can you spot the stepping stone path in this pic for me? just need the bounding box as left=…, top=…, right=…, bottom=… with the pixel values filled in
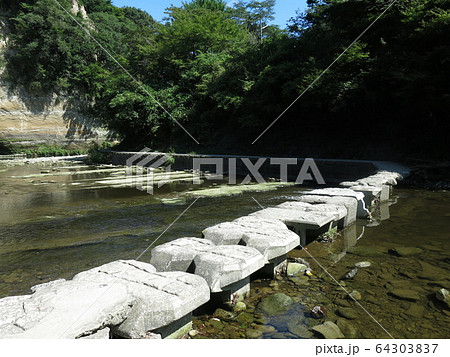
left=0, top=169, right=405, bottom=339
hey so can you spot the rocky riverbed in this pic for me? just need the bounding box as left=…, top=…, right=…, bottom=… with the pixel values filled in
left=190, top=195, right=450, bottom=339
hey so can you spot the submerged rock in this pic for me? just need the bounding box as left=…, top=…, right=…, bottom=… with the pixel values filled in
left=347, top=246, right=387, bottom=257
left=365, top=296, right=380, bottom=305
left=420, top=245, right=443, bottom=252
left=334, top=298, right=351, bottom=307
left=385, top=280, right=411, bottom=291
left=257, top=293, right=295, bottom=316
left=418, top=262, right=449, bottom=281
left=160, top=197, right=187, bottom=205
left=405, top=303, right=425, bottom=318
left=348, top=290, right=362, bottom=301
left=337, top=307, right=358, bottom=320
left=389, top=247, right=423, bottom=257
left=312, top=321, right=344, bottom=339
left=289, top=275, right=309, bottom=286
left=208, top=318, right=224, bottom=330
left=214, top=308, right=235, bottom=321
left=336, top=318, right=358, bottom=338
left=390, top=289, right=420, bottom=301
left=235, top=312, right=254, bottom=326
left=287, top=321, right=314, bottom=338
left=245, top=329, right=263, bottom=339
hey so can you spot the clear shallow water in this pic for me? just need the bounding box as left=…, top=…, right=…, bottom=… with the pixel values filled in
left=0, top=163, right=306, bottom=297
left=193, top=189, right=450, bottom=339
left=0, top=163, right=449, bottom=339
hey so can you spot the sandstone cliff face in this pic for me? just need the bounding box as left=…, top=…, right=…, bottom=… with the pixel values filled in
left=0, top=4, right=106, bottom=146
left=0, top=85, right=106, bottom=143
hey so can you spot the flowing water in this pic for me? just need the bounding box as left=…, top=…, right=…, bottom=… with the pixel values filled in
left=0, top=161, right=449, bottom=339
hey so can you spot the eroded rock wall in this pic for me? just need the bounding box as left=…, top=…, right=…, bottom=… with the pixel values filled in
left=0, top=10, right=106, bottom=146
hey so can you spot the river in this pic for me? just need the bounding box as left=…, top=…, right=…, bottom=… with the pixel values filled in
left=0, top=159, right=449, bottom=339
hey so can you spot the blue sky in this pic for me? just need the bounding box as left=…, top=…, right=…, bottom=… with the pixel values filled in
left=111, top=0, right=308, bottom=28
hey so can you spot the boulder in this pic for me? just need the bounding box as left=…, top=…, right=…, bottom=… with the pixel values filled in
left=149, top=237, right=213, bottom=272
left=250, top=207, right=335, bottom=228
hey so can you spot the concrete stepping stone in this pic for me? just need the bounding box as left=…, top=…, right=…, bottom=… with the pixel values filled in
left=302, top=188, right=369, bottom=218
left=339, top=171, right=402, bottom=203
left=0, top=279, right=131, bottom=339
left=295, top=195, right=358, bottom=226
left=249, top=207, right=336, bottom=246
left=0, top=260, right=210, bottom=339
left=202, top=216, right=300, bottom=262
left=148, top=238, right=214, bottom=272
left=73, top=260, right=210, bottom=339
left=276, top=201, right=348, bottom=228
left=150, top=238, right=265, bottom=299
left=339, top=182, right=389, bottom=204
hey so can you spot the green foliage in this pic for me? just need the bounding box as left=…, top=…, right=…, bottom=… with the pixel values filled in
left=228, top=0, right=276, bottom=41
left=2, top=0, right=449, bottom=159
left=13, top=144, right=87, bottom=157
left=87, top=141, right=114, bottom=164
left=182, top=0, right=227, bottom=12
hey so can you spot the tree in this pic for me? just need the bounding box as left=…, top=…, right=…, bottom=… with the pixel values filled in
left=182, top=0, right=227, bottom=11
left=228, top=0, right=276, bottom=41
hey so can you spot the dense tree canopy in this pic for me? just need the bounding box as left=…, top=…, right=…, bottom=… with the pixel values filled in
left=1, top=0, right=449, bottom=159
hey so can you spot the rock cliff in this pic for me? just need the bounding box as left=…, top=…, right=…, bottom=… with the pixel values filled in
left=0, top=2, right=106, bottom=146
